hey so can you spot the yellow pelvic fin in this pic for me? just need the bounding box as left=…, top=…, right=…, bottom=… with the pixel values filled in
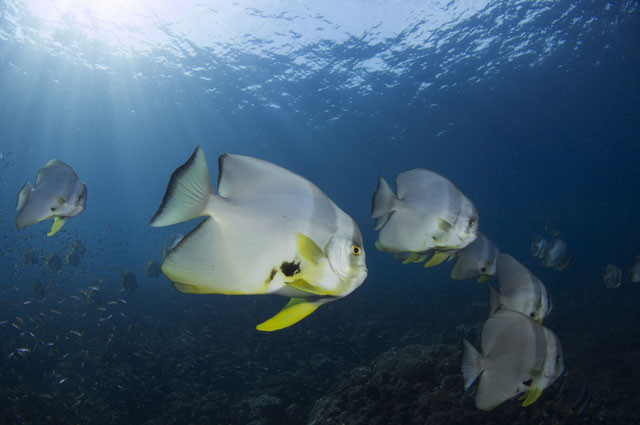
left=47, top=217, right=66, bottom=236
left=285, top=279, right=330, bottom=296
left=402, top=252, right=427, bottom=264
left=424, top=251, right=452, bottom=268
left=256, top=298, right=320, bottom=331
left=437, top=218, right=453, bottom=232
left=296, top=233, right=324, bottom=264
left=521, top=387, right=544, bottom=407
left=477, top=275, right=490, bottom=283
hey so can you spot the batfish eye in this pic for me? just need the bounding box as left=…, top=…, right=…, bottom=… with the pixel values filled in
left=351, top=245, right=361, bottom=256
left=50, top=207, right=56, bottom=212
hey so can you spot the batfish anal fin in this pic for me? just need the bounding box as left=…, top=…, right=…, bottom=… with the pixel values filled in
left=256, top=298, right=320, bottom=331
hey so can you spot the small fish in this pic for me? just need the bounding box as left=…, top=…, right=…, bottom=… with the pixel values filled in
left=545, top=218, right=561, bottom=237
left=69, top=330, right=83, bottom=337
left=161, top=233, right=184, bottom=260
left=530, top=235, right=549, bottom=259
left=490, top=254, right=551, bottom=322
left=462, top=309, right=564, bottom=411
left=371, top=169, right=478, bottom=266
left=16, top=348, right=30, bottom=353
left=553, top=369, right=591, bottom=416
left=603, top=264, right=622, bottom=289
left=149, top=146, right=367, bottom=331
left=450, top=233, right=499, bottom=282
left=541, top=239, right=572, bottom=270
left=628, top=257, right=640, bottom=284
left=144, top=260, right=162, bottom=278
left=15, top=159, right=87, bottom=236
left=119, top=269, right=137, bottom=293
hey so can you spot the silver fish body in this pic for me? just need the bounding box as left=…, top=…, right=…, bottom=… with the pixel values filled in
left=462, top=309, right=564, bottom=411
left=553, top=369, right=591, bottom=416
left=530, top=235, right=549, bottom=259
left=490, top=254, right=551, bottom=322
left=628, top=257, right=640, bottom=284
left=541, top=238, right=572, bottom=270
left=371, top=169, right=478, bottom=255
left=603, top=264, right=622, bottom=288
left=15, top=159, right=86, bottom=235
left=450, top=233, right=499, bottom=282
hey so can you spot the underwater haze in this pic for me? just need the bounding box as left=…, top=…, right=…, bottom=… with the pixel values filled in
left=1, top=1, right=639, bottom=424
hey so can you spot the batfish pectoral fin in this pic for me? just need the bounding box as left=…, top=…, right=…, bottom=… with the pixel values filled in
left=477, top=275, right=490, bottom=283
left=521, top=387, right=544, bottom=407
left=47, top=217, right=66, bottom=236
left=437, top=218, right=453, bottom=232
left=256, top=297, right=320, bottom=331
left=285, top=279, right=330, bottom=296
left=424, top=251, right=453, bottom=268
left=296, top=233, right=324, bottom=264
left=528, top=368, right=542, bottom=378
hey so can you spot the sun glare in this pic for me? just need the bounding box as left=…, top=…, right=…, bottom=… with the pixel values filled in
left=24, top=0, right=160, bottom=54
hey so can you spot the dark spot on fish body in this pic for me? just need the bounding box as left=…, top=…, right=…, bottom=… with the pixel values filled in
left=523, top=379, right=533, bottom=387
left=265, top=268, right=277, bottom=284
left=280, top=261, right=300, bottom=277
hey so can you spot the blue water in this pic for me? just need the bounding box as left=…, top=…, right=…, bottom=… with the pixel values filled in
left=1, top=1, right=639, bottom=424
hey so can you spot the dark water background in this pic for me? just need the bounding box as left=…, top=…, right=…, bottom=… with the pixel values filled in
left=1, top=1, right=639, bottom=423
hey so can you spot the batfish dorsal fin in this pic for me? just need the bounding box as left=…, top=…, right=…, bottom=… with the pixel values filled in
left=217, top=153, right=315, bottom=199
left=36, top=159, right=67, bottom=186
left=256, top=297, right=321, bottom=331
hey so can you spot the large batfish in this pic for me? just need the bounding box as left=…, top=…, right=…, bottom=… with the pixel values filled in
left=150, top=146, right=368, bottom=331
